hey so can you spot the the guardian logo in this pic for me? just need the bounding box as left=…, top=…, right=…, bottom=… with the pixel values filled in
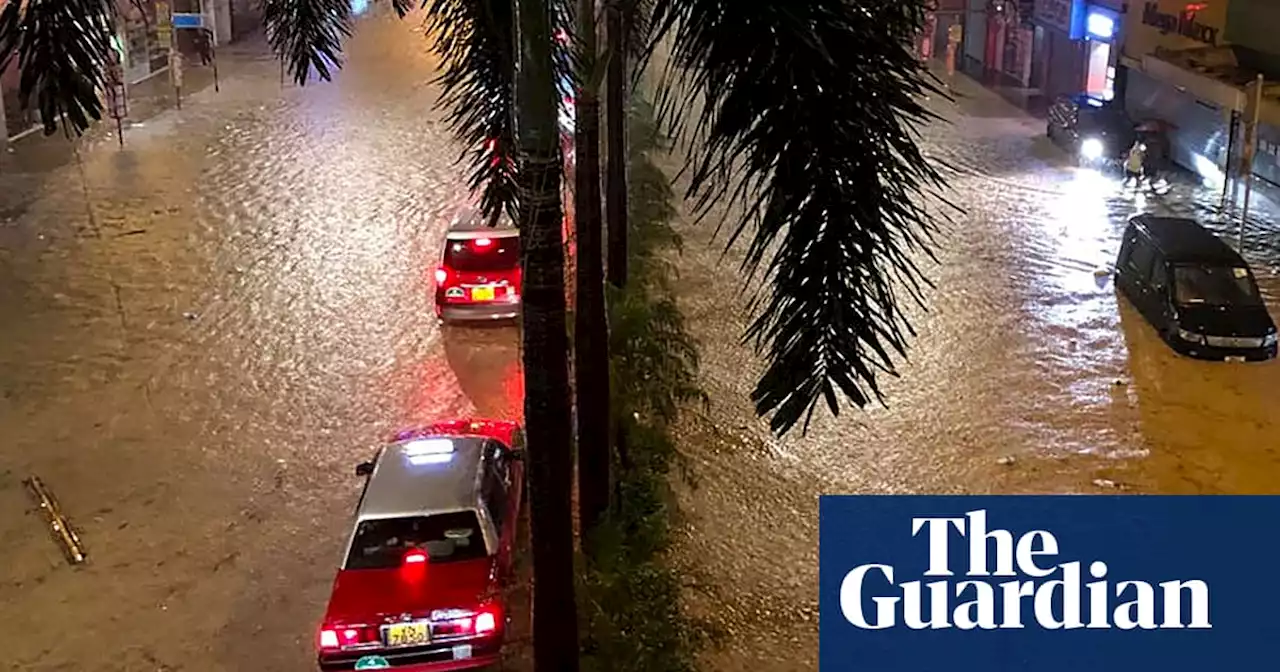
left=840, top=509, right=1211, bottom=630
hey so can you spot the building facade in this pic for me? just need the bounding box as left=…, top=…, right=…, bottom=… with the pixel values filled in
left=1120, top=0, right=1280, bottom=187
left=1027, top=0, right=1124, bottom=102
left=957, top=1, right=1038, bottom=88
left=4, top=0, right=256, bottom=140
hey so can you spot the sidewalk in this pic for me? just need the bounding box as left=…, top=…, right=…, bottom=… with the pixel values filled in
left=0, top=37, right=264, bottom=176
left=936, top=56, right=1280, bottom=260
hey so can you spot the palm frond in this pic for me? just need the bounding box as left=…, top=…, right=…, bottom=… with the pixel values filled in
left=425, top=0, right=520, bottom=223
left=649, top=0, right=953, bottom=435
left=0, top=0, right=115, bottom=136
left=262, top=0, right=352, bottom=84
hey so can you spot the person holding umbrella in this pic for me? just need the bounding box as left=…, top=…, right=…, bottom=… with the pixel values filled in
left=1124, top=140, right=1147, bottom=188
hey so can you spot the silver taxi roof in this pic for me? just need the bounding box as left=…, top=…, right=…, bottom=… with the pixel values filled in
left=356, top=436, right=489, bottom=520
left=447, top=206, right=519, bottom=240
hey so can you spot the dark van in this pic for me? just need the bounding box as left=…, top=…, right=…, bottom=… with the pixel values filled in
left=1115, top=215, right=1277, bottom=361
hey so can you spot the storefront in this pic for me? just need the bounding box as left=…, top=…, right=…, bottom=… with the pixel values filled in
left=1081, top=4, right=1120, bottom=99
left=116, top=0, right=170, bottom=84
left=1120, top=0, right=1238, bottom=181
left=964, top=0, right=989, bottom=73
left=1029, top=0, right=1123, bottom=101
left=924, top=0, right=969, bottom=65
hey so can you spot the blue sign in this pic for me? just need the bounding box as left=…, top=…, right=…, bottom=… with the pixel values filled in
left=819, top=496, right=1280, bottom=671
left=171, top=12, right=203, bottom=28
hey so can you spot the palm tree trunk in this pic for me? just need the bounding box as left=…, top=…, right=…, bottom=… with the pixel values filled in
left=572, top=0, right=611, bottom=541
left=604, top=0, right=628, bottom=288
left=513, top=0, right=580, bottom=669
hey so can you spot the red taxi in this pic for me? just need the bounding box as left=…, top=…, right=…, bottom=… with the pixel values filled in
left=434, top=210, right=521, bottom=322
left=317, top=420, right=526, bottom=670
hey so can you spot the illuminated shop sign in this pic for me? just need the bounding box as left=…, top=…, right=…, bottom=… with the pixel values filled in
left=1085, top=5, right=1120, bottom=41
left=1140, top=1, right=1220, bottom=45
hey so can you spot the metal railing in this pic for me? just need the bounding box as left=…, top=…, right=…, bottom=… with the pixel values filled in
left=23, top=476, right=88, bottom=565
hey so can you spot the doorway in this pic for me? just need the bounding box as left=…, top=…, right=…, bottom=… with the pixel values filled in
left=1085, top=39, right=1113, bottom=99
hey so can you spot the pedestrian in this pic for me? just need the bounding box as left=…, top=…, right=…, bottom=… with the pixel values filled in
left=196, top=29, right=213, bottom=67
left=1124, top=141, right=1146, bottom=188
left=1144, top=128, right=1171, bottom=191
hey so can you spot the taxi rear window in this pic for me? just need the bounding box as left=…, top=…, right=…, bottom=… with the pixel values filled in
left=444, top=236, right=520, bottom=272
left=345, top=512, right=487, bottom=569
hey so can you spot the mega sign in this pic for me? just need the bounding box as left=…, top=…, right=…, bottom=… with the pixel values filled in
left=819, top=496, right=1280, bottom=670
left=1141, top=1, right=1221, bottom=45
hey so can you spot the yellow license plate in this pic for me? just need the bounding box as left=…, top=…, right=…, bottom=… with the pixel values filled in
left=386, top=621, right=430, bottom=647
left=471, top=286, right=495, bottom=301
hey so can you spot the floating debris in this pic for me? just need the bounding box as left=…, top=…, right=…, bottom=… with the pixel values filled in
left=996, top=456, right=1016, bottom=466
left=23, top=476, right=87, bottom=565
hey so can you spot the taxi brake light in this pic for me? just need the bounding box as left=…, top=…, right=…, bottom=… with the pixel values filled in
left=404, top=549, right=428, bottom=564
left=475, top=610, right=497, bottom=634
left=473, top=238, right=492, bottom=247
left=319, top=629, right=340, bottom=649
left=435, top=267, right=448, bottom=284
left=342, top=629, right=359, bottom=641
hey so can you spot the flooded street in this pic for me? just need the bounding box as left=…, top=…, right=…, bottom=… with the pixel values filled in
left=669, top=72, right=1280, bottom=669
left=2, top=8, right=1279, bottom=671
left=0, top=11, right=521, bottom=671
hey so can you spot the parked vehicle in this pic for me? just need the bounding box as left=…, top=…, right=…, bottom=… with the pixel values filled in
left=317, top=420, right=526, bottom=671
left=1115, top=215, right=1277, bottom=361
left=435, top=208, right=521, bottom=322
left=1047, top=94, right=1135, bottom=169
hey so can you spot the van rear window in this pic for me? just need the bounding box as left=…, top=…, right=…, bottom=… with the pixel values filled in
left=444, top=237, right=520, bottom=272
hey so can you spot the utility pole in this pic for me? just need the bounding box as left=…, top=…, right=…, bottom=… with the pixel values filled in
left=106, top=50, right=128, bottom=146
left=1238, top=73, right=1263, bottom=251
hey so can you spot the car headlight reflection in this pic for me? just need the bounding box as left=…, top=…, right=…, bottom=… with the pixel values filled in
left=1265, top=333, right=1277, bottom=346
left=1079, top=137, right=1105, bottom=160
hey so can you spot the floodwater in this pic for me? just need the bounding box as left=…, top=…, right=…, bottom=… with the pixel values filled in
left=665, top=71, right=1280, bottom=670
left=1, top=8, right=1278, bottom=672
left=0, top=10, right=522, bottom=671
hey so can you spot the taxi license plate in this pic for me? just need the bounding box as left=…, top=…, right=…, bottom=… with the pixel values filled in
left=471, top=286, right=496, bottom=301
left=386, top=621, right=430, bottom=647
left=1225, top=355, right=1245, bottom=363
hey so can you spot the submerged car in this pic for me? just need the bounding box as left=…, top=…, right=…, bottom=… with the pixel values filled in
left=1115, top=215, right=1277, bottom=361
left=434, top=208, right=521, bottom=322
left=317, top=420, right=526, bottom=671
left=1047, top=94, right=1135, bottom=168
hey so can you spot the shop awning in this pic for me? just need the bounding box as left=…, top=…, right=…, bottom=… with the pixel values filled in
left=1139, top=45, right=1280, bottom=125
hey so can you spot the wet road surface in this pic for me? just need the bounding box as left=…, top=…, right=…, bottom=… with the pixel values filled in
left=4, top=11, right=1280, bottom=671
left=1, top=10, right=523, bottom=671
left=664, top=72, right=1280, bottom=669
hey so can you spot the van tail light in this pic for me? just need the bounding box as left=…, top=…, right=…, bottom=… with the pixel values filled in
left=435, top=267, right=448, bottom=285
left=319, top=629, right=340, bottom=649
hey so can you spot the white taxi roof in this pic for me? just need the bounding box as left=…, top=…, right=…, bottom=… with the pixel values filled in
left=356, top=436, right=489, bottom=520
left=447, top=205, right=518, bottom=240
